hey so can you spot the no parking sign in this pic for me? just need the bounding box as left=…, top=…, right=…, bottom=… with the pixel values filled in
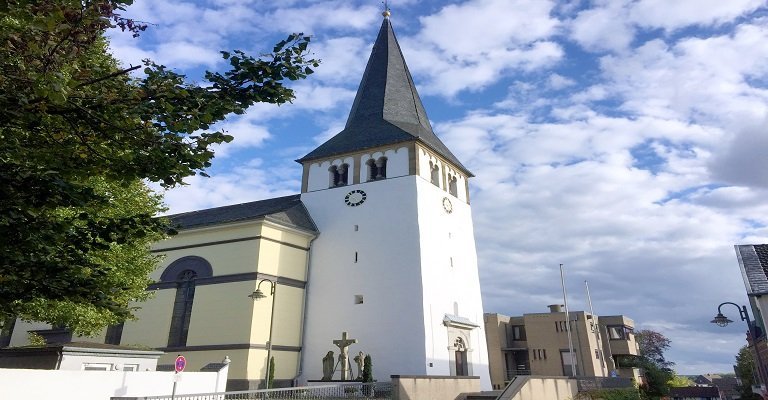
left=175, top=355, right=186, bottom=373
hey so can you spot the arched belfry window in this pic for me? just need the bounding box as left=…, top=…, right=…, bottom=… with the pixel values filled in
left=367, top=157, right=387, bottom=181
left=161, top=256, right=212, bottom=348
left=430, top=162, right=440, bottom=187
left=329, top=164, right=349, bottom=188
left=448, top=175, right=458, bottom=197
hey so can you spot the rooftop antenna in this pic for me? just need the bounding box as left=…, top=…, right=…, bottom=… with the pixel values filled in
left=382, top=0, right=391, bottom=18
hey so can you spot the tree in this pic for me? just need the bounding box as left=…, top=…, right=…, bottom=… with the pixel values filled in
left=267, top=355, right=275, bottom=389
left=362, top=354, right=373, bottom=383
left=633, top=330, right=675, bottom=399
left=667, top=373, right=693, bottom=388
left=735, top=345, right=762, bottom=400
left=0, top=0, right=318, bottom=334
left=636, top=329, right=674, bottom=370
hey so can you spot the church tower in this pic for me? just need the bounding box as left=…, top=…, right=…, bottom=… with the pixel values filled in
left=298, top=12, right=490, bottom=388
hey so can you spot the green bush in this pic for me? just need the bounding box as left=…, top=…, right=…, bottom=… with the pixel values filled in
left=574, top=388, right=641, bottom=400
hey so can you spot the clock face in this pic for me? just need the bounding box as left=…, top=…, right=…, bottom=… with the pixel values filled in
left=442, top=197, right=453, bottom=213
left=345, top=190, right=367, bottom=207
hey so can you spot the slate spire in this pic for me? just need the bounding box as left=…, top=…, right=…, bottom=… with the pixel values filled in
left=298, top=14, right=470, bottom=175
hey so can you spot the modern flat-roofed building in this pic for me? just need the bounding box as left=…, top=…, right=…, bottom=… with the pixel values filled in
left=484, top=305, right=640, bottom=390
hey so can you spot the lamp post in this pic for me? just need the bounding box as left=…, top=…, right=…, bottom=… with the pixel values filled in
left=711, top=302, right=767, bottom=387
left=250, top=278, right=277, bottom=389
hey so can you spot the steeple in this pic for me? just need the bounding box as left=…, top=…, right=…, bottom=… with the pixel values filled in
left=298, top=15, right=471, bottom=175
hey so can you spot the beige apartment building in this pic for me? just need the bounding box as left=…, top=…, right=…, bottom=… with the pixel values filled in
left=484, top=305, right=640, bottom=390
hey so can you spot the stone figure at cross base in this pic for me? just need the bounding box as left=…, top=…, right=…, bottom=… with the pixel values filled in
left=332, top=331, right=358, bottom=380
left=353, top=351, right=365, bottom=379
left=322, top=351, right=334, bottom=381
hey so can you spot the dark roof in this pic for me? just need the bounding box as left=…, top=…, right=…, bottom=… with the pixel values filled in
left=735, top=244, right=768, bottom=295
left=298, top=17, right=472, bottom=176
left=166, top=194, right=318, bottom=233
left=669, top=386, right=720, bottom=399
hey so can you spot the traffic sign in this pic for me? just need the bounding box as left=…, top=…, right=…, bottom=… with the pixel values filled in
left=175, top=355, right=186, bottom=373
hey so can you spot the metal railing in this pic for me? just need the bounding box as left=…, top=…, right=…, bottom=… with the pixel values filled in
left=138, top=382, right=392, bottom=400
left=505, top=369, right=531, bottom=380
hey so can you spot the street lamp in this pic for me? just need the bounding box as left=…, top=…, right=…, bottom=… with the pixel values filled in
left=250, top=278, right=277, bottom=389
left=711, top=302, right=766, bottom=386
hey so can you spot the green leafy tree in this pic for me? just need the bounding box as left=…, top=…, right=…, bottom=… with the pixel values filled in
left=632, top=330, right=675, bottom=399
left=0, top=0, right=318, bottom=334
left=267, top=355, right=275, bottom=389
left=667, top=373, right=693, bottom=387
left=362, top=354, right=373, bottom=383
left=735, top=345, right=762, bottom=400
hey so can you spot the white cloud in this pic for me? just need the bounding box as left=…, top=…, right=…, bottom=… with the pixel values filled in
left=402, top=0, right=562, bottom=97
left=630, top=0, right=766, bottom=32
left=569, top=2, right=635, bottom=53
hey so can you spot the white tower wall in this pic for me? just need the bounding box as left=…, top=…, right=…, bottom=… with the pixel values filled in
left=300, top=175, right=429, bottom=382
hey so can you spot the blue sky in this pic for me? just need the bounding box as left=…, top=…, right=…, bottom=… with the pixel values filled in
left=111, top=0, right=768, bottom=374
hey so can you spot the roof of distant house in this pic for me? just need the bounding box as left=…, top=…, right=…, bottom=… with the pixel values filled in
left=669, top=386, right=720, bottom=399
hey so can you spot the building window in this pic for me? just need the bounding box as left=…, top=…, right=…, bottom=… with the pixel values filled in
left=430, top=162, right=440, bottom=187
left=354, top=295, right=364, bottom=304
left=607, top=325, right=632, bottom=340
left=105, top=322, right=124, bottom=345
left=561, top=350, right=577, bottom=377
left=367, top=157, right=387, bottom=181
left=448, top=175, right=458, bottom=196
left=510, top=325, right=526, bottom=341
left=168, top=269, right=197, bottom=347
left=83, top=363, right=112, bottom=371
left=329, top=164, right=349, bottom=187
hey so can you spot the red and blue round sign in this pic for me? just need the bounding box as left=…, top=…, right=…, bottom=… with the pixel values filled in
left=175, top=355, right=186, bottom=373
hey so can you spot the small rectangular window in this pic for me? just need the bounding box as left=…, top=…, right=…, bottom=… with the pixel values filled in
left=595, top=349, right=600, bottom=359
left=543, top=349, right=547, bottom=359
left=532, top=349, right=537, bottom=360
left=354, top=224, right=359, bottom=231
left=354, top=295, right=364, bottom=304
left=83, top=363, right=111, bottom=371
left=355, top=251, right=358, bottom=263
left=123, top=364, right=139, bottom=371
left=450, top=257, right=453, bottom=267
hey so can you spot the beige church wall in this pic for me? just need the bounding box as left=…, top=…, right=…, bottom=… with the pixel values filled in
left=122, top=289, right=176, bottom=348
left=157, top=239, right=260, bottom=278
left=256, top=228, right=311, bottom=282
left=8, top=320, right=54, bottom=347
left=244, top=348, right=300, bottom=381
left=153, top=222, right=264, bottom=252
left=248, top=285, right=305, bottom=346
left=185, top=281, right=256, bottom=346
left=260, top=224, right=314, bottom=249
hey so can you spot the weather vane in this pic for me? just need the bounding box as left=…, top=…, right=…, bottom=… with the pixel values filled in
left=382, top=0, right=391, bottom=17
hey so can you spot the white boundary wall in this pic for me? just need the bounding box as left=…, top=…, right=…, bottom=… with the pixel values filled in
left=0, top=369, right=227, bottom=400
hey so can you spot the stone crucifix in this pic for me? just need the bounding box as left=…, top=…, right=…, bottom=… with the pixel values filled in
left=333, top=331, right=358, bottom=380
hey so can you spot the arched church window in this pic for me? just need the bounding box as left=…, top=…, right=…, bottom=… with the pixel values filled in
left=329, top=164, right=349, bottom=188
left=448, top=175, right=458, bottom=197
left=430, top=162, right=440, bottom=187
left=366, top=157, right=388, bottom=181
left=168, top=269, right=197, bottom=347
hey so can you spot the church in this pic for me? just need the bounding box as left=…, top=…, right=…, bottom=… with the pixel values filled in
left=5, top=12, right=491, bottom=391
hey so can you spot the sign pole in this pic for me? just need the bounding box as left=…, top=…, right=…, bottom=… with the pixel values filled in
left=172, top=354, right=186, bottom=400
